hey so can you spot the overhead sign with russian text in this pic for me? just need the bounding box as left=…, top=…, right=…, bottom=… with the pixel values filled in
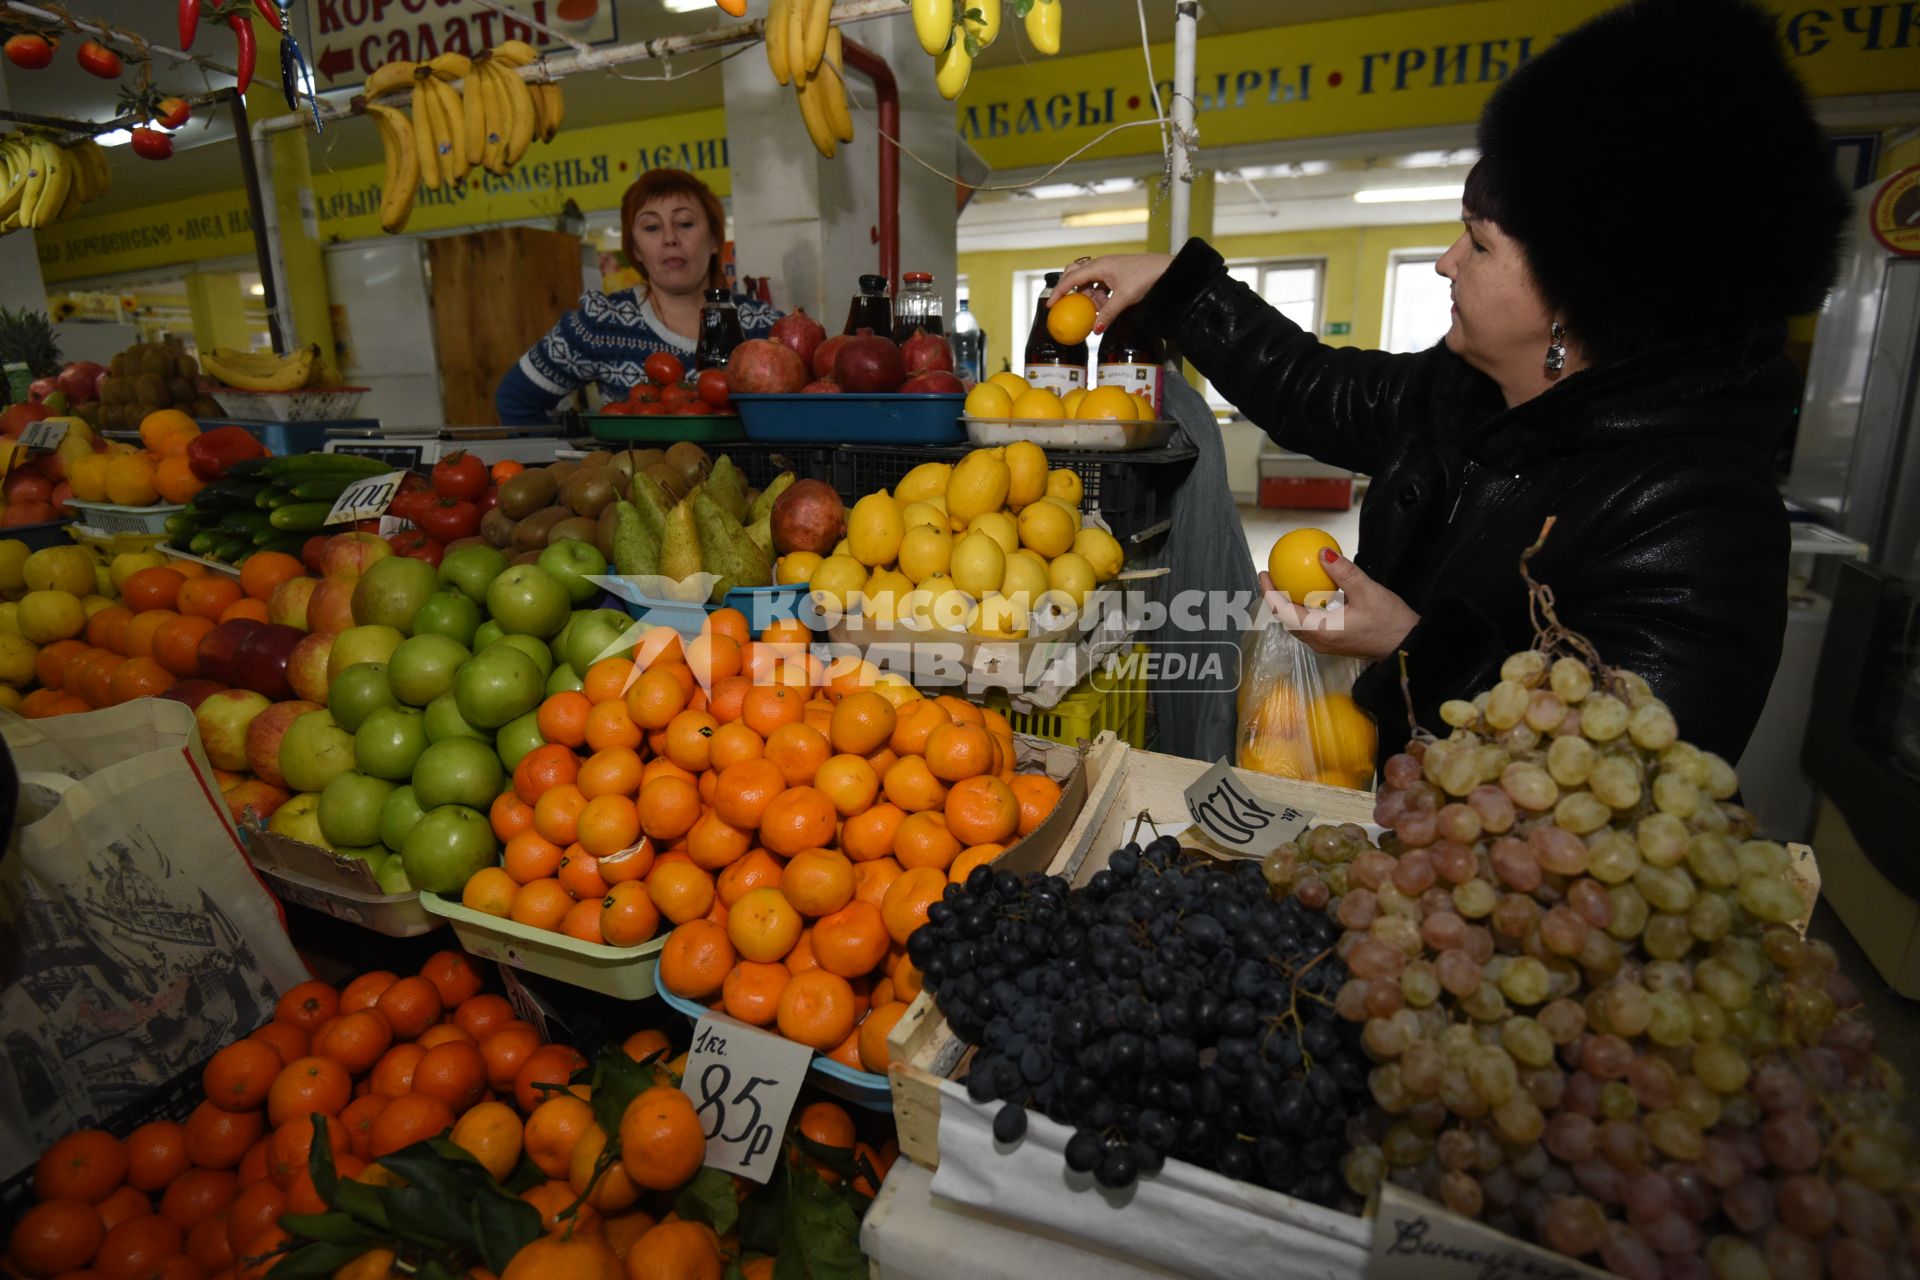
left=312, top=0, right=618, bottom=91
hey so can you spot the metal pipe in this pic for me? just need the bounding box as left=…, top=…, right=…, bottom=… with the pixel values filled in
left=839, top=36, right=898, bottom=291
left=1168, top=0, right=1198, bottom=251
left=1, top=86, right=233, bottom=144
left=228, top=90, right=286, bottom=354
left=0, top=0, right=240, bottom=78
left=251, top=125, right=297, bottom=350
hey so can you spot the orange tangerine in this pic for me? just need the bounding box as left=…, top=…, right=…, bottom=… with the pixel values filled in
left=726, top=887, right=803, bottom=963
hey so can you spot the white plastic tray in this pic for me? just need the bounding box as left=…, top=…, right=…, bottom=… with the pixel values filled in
left=963, top=417, right=1175, bottom=451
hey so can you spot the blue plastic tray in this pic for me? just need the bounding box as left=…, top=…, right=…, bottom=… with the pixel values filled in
left=733, top=393, right=966, bottom=444
left=657, top=987, right=892, bottom=1112
left=613, top=582, right=810, bottom=639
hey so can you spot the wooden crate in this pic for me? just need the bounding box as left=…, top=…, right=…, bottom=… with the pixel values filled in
left=885, top=740, right=1378, bottom=1170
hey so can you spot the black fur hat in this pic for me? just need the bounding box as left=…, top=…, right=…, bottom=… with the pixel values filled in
left=1472, top=0, right=1849, bottom=365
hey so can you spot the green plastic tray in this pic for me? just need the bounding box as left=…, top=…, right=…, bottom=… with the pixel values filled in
left=584, top=413, right=745, bottom=444
left=419, top=892, right=667, bottom=998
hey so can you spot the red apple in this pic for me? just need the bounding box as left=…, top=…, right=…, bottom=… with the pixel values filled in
left=225, top=779, right=291, bottom=825
left=195, top=689, right=272, bottom=772
left=307, top=578, right=356, bottom=634
left=267, top=576, right=316, bottom=631
left=302, top=534, right=329, bottom=576
left=234, top=623, right=305, bottom=701
left=286, top=632, right=335, bottom=704
left=160, top=678, right=228, bottom=711
left=197, top=618, right=265, bottom=685
left=245, top=699, right=320, bottom=788
left=322, top=531, right=393, bottom=580
left=56, top=361, right=108, bottom=404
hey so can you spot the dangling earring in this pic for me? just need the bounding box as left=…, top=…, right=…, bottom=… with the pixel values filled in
left=1545, top=321, right=1567, bottom=374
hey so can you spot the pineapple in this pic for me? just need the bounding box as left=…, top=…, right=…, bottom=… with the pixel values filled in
left=0, top=308, right=63, bottom=405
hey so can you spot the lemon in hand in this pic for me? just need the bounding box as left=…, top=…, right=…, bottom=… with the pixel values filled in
left=1267, top=528, right=1340, bottom=605
left=1047, top=291, right=1097, bottom=344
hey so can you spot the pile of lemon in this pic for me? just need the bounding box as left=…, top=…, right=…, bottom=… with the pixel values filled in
left=963, top=373, right=1157, bottom=423
left=786, top=444, right=1127, bottom=639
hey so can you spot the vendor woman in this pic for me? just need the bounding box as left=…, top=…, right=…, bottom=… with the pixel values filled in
left=496, top=168, right=781, bottom=424
left=1053, top=0, right=1848, bottom=768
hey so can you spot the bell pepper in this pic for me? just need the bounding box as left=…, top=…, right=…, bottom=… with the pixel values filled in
left=186, top=425, right=269, bottom=481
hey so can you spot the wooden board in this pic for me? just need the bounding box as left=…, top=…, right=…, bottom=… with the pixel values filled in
left=428, top=227, right=583, bottom=427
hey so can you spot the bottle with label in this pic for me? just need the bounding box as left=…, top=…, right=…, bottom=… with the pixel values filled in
left=952, top=298, right=987, bottom=386
left=843, top=274, right=894, bottom=336
left=1023, top=271, right=1088, bottom=395
left=695, top=288, right=745, bottom=370
left=1095, top=305, right=1166, bottom=418
left=893, top=271, right=945, bottom=341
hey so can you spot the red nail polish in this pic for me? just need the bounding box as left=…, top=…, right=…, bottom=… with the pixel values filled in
left=1321, top=548, right=1337, bottom=563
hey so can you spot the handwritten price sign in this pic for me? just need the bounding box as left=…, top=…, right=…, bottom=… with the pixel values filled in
left=1182, top=758, right=1314, bottom=859
left=680, top=1013, right=813, bottom=1183
left=325, top=470, right=407, bottom=525
left=18, top=419, right=68, bottom=452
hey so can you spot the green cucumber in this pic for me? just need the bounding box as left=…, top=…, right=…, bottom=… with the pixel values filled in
left=251, top=535, right=310, bottom=558
left=188, top=530, right=221, bottom=555
left=212, top=535, right=254, bottom=562
left=220, top=512, right=275, bottom=536
left=287, top=476, right=356, bottom=501
left=258, top=453, right=396, bottom=480
left=193, top=483, right=269, bottom=510
left=269, top=501, right=336, bottom=532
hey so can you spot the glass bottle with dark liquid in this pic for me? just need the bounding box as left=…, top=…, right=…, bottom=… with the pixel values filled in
left=1024, top=271, right=1088, bottom=395
left=843, top=274, right=894, bottom=336
left=893, top=271, right=944, bottom=340
left=1095, top=304, right=1166, bottom=417
left=694, top=288, right=745, bottom=369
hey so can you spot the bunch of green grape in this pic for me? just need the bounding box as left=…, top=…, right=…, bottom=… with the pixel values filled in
left=1318, top=649, right=1917, bottom=1279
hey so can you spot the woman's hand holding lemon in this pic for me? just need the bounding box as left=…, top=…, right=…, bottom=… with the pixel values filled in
left=1049, top=254, right=1175, bottom=334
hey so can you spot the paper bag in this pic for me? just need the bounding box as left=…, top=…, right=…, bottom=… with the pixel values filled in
left=0, top=699, right=309, bottom=1180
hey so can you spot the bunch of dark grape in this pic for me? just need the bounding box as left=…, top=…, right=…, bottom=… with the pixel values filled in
left=1298, top=647, right=1920, bottom=1278
left=910, top=836, right=1369, bottom=1204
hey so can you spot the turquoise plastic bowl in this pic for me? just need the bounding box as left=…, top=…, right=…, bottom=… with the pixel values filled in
left=732, top=392, right=966, bottom=444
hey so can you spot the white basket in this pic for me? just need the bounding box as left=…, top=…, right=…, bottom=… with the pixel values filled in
left=63, top=501, right=183, bottom=535
left=209, top=386, right=368, bottom=422
left=964, top=417, right=1174, bottom=451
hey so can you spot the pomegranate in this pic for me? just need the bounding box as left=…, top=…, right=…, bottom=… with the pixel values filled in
left=56, top=361, right=108, bottom=403
left=900, top=370, right=965, bottom=395
left=771, top=479, right=847, bottom=555
left=724, top=338, right=809, bottom=395
left=769, top=308, right=827, bottom=368
left=834, top=329, right=905, bottom=394
left=900, top=329, right=955, bottom=376
left=812, top=334, right=851, bottom=379
left=26, top=377, right=56, bottom=404
left=801, top=378, right=843, bottom=394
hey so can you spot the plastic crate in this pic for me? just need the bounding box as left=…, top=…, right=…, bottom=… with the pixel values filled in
left=418, top=893, right=666, bottom=999
left=714, top=442, right=840, bottom=493
left=983, top=644, right=1149, bottom=747
left=1, top=519, right=74, bottom=550
left=656, top=988, right=892, bottom=1113
left=63, top=501, right=182, bottom=535
left=71, top=526, right=169, bottom=559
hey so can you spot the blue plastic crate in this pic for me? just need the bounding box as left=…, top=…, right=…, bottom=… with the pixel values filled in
left=733, top=393, right=965, bottom=444
left=656, top=988, right=891, bottom=1112
left=195, top=418, right=381, bottom=457
left=612, top=582, right=810, bottom=639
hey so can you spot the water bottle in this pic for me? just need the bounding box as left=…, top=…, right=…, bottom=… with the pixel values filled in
left=952, top=298, right=987, bottom=386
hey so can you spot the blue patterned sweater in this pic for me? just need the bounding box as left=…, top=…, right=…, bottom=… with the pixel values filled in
left=495, top=287, right=782, bottom=425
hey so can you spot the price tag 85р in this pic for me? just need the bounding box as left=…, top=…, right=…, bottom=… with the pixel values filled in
left=680, top=1012, right=813, bottom=1184
left=1182, top=758, right=1313, bottom=859
left=325, top=470, right=407, bottom=525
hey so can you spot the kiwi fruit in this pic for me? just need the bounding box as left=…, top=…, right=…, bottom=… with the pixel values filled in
left=561, top=468, right=618, bottom=519
left=645, top=463, right=687, bottom=503
left=545, top=461, right=579, bottom=485
left=498, top=469, right=558, bottom=518
left=512, top=506, right=571, bottom=552
left=580, top=450, right=614, bottom=470
left=547, top=516, right=599, bottom=547
left=511, top=549, right=545, bottom=566
left=481, top=508, right=518, bottom=548
left=665, top=441, right=711, bottom=488
left=595, top=502, right=621, bottom=562
left=134, top=374, right=169, bottom=406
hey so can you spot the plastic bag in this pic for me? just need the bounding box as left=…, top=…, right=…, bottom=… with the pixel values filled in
left=1235, top=611, right=1378, bottom=790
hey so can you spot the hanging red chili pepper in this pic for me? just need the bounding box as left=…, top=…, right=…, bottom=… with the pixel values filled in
left=251, top=0, right=282, bottom=33
left=178, top=0, right=200, bottom=50
left=228, top=11, right=255, bottom=93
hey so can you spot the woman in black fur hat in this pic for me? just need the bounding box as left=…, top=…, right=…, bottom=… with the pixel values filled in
left=1054, top=0, right=1850, bottom=769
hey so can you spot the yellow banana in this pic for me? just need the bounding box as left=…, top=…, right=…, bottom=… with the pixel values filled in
left=30, top=141, right=70, bottom=229
left=800, top=0, right=830, bottom=78
left=430, top=52, right=470, bottom=79
left=77, top=141, right=110, bottom=202
left=934, top=38, right=971, bottom=99
left=492, top=39, right=538, bottom=67
left=477, top=60, right=508, bottom=174
left=429, top=76, right=467, bottom=183
left=411, top=70, right=441, bottom=190
left=785, top=0, right=808, bottom=86
left=64, top=145, right=91, bottom=204
left=492, top=61, right=536, bottom=165
left=1023, top=0, right=1059, bottom=55
left=461, top=68, right=488, bottom=166
left=965, top=0, right=1000, bottom=47
left=204, top=345, right=315, bottom=391
left=530, top=81, right=564, bottom=143
left=15, top=141, right=45, bottom=230
left=822, top=29, right=854, bottom=143
left=795, top=70, right=836, bottom=159
left=367, top=102, right=416, bottom=232
left=765, top=0, right=792, bottom=86
left=365, top=58, right=418, bottom=99
left=912, top=0, right=953, bottom=55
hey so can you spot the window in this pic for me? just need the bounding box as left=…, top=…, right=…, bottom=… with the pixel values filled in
left=1206, top=258, right=1324, bottom=409
left=1384, top=251, right=1454, bottom=354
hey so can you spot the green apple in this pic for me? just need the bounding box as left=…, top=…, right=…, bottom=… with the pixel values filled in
left=355, top=705, right=428, bottom=780
left=279, top=710, right=357, bottom=793
left=538, top=539, right=609, bottom=606
left=327, top=624, right=404, bottom=684
left=401, top=804, right=498, bottom=893
left=387, top=633, right=472, bottom=707
left=375, top=857, right=416, bottom=895
left=412, top=737, right=506, bottom=810
left=424, top=692, right=492, bottom=744
left=351, top=556, right=440, bottom=634
left=472, top=619, right=505, bottom=652
left=486, top=564, right=570, bottom=638
left=440, top=544, right=510, bottom=604
left=454, top=645, right=544, bottom=729
left=546, top=664, right=583, bottom=696
left=267, top=791, right=325, bottom=847
left=487, top=633, right=554, bottom=679
left=566, top=608, right=634, bottom=676
left=411, top=590, right=482, bottom=647
left=496, top=709, right=546, bottom=773
left=379, top=783, right=427, bottom=852
left=335, top=845, right=386, bottom=872
left=318, top=770, right=395, bottom=849
left=328, top=662, right=397, bottom=732
left=550, top=614, right=576, bottom=668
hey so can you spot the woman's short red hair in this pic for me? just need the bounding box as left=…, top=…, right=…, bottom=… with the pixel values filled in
left=619, top=168, right=727, bottom=291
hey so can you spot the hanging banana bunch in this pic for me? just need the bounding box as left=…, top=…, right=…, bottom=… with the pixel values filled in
left=910, top=0, right=1020, bottom=102
left=767, top=0, right=853, bottom=158
left=0, top=134, right=111, bottom=235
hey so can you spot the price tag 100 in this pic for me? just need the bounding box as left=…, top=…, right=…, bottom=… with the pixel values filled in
left=18, top=419, right=68, bottom=453
left=325, top=471, right=407, bottom=525
left=1182, top=757, right=1313, bottom=859
left=680, top=1012, right=813, bottom=1184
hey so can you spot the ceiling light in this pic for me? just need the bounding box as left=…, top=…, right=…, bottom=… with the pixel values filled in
left=1353, top=183, right=1465, bottom=204
left=1232, top=161, right=1332, bottom=180
left=1061, top=208, right=1149, bottom=228
left=1397, top=149, right=1477, bottom=169
left=94, top=129, right=131, bottom=148
left=661, top=0, right=709, bottom=10
left=1017, top=177, right=1139, bottom=201
left=248, top=283, right=265, bottom=296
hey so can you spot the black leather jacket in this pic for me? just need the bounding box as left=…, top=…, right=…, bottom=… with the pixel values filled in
left=1144, top=239, right=1790, bottom=769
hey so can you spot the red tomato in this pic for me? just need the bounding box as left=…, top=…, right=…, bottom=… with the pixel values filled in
left=389, top=530, right=444, bottom=566
left=4, top=34, right=54, bottom=70
left=634, top=402, right=670, bottom=416
left=629, top=384, right=661, bottom=403
left=643, top=352, right=685, bottom=387
left=660, top=384, right=700, bottom=407
left=75, top=38, right=121, bottom=77
left=130, top=127, right=173, bottom=160
left=418, top=498, right=481, bottom=543
left=388, top=489, right=432, bottom=524
left=694, top=368, right=730, bottom=410
left=432, top=450, right=488, bottom=500
left=153, top=97, right=191, bottom=129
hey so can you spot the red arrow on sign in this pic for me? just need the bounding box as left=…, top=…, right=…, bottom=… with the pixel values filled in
left=317, top=45, right=354, bottom=81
